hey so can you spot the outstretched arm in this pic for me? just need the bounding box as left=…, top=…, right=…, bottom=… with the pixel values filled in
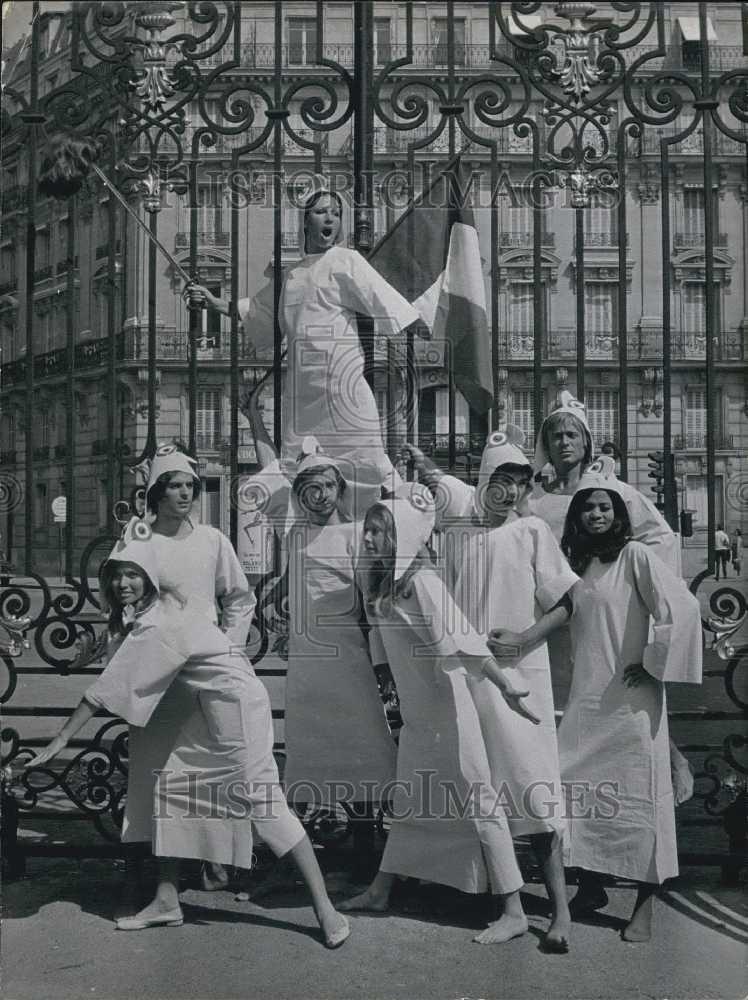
left=479, top=656, right=541, bottom=725
left=26, top=698, right=97, bottom=767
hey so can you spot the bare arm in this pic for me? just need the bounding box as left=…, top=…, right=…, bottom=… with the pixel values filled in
left=487, top=591, right=574, bottom=662
left=26, top=697, right=97, bottom=767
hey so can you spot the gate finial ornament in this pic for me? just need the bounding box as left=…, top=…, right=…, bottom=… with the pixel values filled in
left=549, top=2, right=605, bottom=103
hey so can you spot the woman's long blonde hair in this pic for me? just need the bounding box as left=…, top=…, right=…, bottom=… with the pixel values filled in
left=363, top=504, right=431, bottom=618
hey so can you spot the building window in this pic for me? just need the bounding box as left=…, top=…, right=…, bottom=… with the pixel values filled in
left=374, top=18, right=391, bottom=65
left=1, top=244, right=16, bottom=286
left=586, top=388, right=619, bottom=447
left=35, top=483, right=48, bottom=525
left=1, top=412, right=14, bottom=452
left=683, top=282, right=720, bottom=341
left=585, top=282, right=618, bottom=336
left=510, top=389, right=535, bottom=448
left=201, top=477, right=221, bottom=529
left=435, top=387, right=469, bottom=437
left=682, top=188, right=718, bottom=244
left=433, top=18, right=465, bottom=65
left=584, top=192, right=617, bottom=245
left=38, top=409, right=50, bottom=448
left=199, top=283, right=222, bottom=347
left=36, top=227, right=51, bottom=267
left=196, top=389, right=221, bottom=450
left=288, top=17, right=317, bottom=65
left=684, top=388, right=707, bottom=449
left=685, top=474, right=724, bottom=530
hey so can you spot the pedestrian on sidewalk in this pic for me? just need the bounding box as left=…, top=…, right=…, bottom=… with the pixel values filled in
left=26, top=522, right=350, bottom=948
left=715, top=524, right=731, bottom=580
left=731, top=528, right=742, bottom=576
left=556, top=461, right=703, bottom=942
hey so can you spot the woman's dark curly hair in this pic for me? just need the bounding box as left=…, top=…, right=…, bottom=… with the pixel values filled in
left=562, top=487, right=633, bottom=575
left=146, top=470, right=202, bottom=514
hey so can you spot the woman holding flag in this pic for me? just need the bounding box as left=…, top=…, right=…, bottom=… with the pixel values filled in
left=192, top=176, right=429, bottom=502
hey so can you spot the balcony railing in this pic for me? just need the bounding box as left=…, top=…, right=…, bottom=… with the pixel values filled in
left=175, top=230, right=231, bottom=249
left=0, top=278, right=17, bottom=295
left=633, top=127, right=747, bottom=157
left=0, top=185, right=27, bottom=212
left=120, top=329, right=258, bottom=362
left=33, top=445, right=50, bottom=461
left=95, top=240, right=122, bottom=259
left=673, top=433, right=735, bottom=451
left=34, top=347, right=69, bottom=379
left=178, top=42, right=745, bottom=74
left=0, top=449, right=17, bottom=465
left=499, top=230, right=556, bottom=248
left=499, top=330, right=744, bottom=362
left=673, top=232, right=728, bottom=249
left=56, top=256, right=79, bottom=274
left=0, top=357, right=25, bottom=387
left=196, top=434, right=222, bottom=452
left=577, top=232, right=629, bottom=248
left=33, top=265, right=53, bottom=284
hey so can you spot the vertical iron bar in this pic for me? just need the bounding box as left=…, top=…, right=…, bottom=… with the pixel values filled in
left=272, top=0, right=283, bottom=452
left=146, top=215, right=158, bottom=453
left=574, top=208, right=585, bottom=401
left=532, top=166, right=543, bottom=440
left=699, top=6, right=716, bottom=569
left=23, top=1, right=40, bottom=574
left=617, top=130, right=629, bottom=482
left=64, top=197, right=76, bottom=578
left=106, top=187, right=117, bottom=521
left=229, top=169, right=239, bottom=544
left=490, top=150, right=499, bottom=429
left=188, top=159, right=198, bottom=456
left=660, top=146, right=672, bottom=532
left=447, top=2, right=456, bottom=470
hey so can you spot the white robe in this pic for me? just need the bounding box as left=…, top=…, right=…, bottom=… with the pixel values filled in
left=241, top=462, right=396, bottom=805
left=453, top=515, right=578, bottom=837
left=278, top=246, right=420, bottom=487
left=121, top=524, right=253, bottom=843
left=87, top=601, right=304, bottom=868
left=558, top=542, right=702, bottom=883
left=369, top=568, right=524, bottom=896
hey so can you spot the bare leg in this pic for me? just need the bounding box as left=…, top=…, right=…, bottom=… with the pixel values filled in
left=201, top=860, right=230, bottom=891
left=339, top=870, right=395, bottom=912
left=622, top=883, right=656, bottom=942
left=531, top=832, right=571, bottom=952
left=568, top=868, right=609, bottom=917
left=286, top=835, right=350, bottom=947
left=473, top=889, right=528, bottom=944
left=115, top=859, right=183, bottom=929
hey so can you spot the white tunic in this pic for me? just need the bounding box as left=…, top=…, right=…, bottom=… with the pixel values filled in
left=241, top=463, right=396, bottom=804
left=283, top=511, right=397, bottom=804
left=558, top=542, right=702, bottom=883
left=371, top=568, right=524, bottom=896
left=87, top=601, right=304, bottom=869
left=453, top=516, right=578, bottom=837
left=279, top=246, right=420, bottom=486
left=121, top=524, right=253, bottom=843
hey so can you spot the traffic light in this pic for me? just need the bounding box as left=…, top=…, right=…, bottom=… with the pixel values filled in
left=647, top=451, right=666, bottom=513
left=647, top=450, right=678, bottom=528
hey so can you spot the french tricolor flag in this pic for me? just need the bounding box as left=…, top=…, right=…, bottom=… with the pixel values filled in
left=369, top=157, right=494, bottom=414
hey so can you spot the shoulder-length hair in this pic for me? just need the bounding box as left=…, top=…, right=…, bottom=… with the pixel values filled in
left=562, top=488, right=633, bottom=575
left=541, top=412, right=593, bottom=468
left=363, top=504, right=431, bottom=618
left=99, top=560, right=185, bottom=639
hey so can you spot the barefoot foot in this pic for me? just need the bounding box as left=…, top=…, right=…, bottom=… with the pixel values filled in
left=473, top=913, right=528, bottom=944
left=317, top=906, right=351, bottom=948
left=339, top=889, right=389, bottom=913
left=622, top=889, right=654, bottom=941
left=544, top=910, right=571, bottom=953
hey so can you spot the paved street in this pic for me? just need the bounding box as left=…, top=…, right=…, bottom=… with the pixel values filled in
left=3, top=853, right=747, bottom=1000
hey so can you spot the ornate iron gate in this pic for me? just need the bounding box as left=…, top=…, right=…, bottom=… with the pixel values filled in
left=0, top=2, right=745, bottom=877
